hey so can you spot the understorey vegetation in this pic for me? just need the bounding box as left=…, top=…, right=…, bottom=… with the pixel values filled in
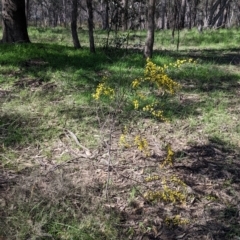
left=0, top=27, right=240, bottom=239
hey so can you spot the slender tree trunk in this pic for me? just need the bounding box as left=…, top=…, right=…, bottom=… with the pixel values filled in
left=25, top=0, right=29, bottom=26
left=1, top=0, right=30, bottom=43
left=71, top=0, right=81, bottom=48
left=63, top=0, right=67, bottom=27
left=186, top=0, right=192, bottom=29
left=144, top=0, right=156, bottom=58
left=192, top=0, right=200, bottom=27
left=179, top=0, right=187, bottom=29
left=101, top=0, right=109, bottom=30
left=122, top=0, right=128, bottom=30
left=86, top=0, right=95, bottom=53
left=161, top=0, right=166, bottom=29
left=171, top=0, right=178, bottom=42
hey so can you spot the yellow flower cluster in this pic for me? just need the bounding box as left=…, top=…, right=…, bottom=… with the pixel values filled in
left=143, top=103, right=164, bottom=120
left=144, top=175, right=187, bottom=203
left=134, top=135, right=150, bottom=156
left=123, top=125, right=128, bottom=134
left=165, top=215, right=189, bottom=226
left=133, top=99, right=139, bottom=109
left=169, top=58, right=196, bottom=68
left=119, top=134, right=131, bottom=148
left=132, top=79, right=141, bottom=88
left=144, top=58, right=180, bottom=95
left=161, top=144, right=174, bottom=168
left=131, top=58, right=181, bottom=94
left=136, top=91, right=146, bottom=100
left=119, top=126, right=151, bottom=156
left=144, top=187, right=185, bottom=203
left=163, top=184, right=186, bottom=203
left=129, top=58, right=196, bottom=121
left=142, top=103, right=156, bottom=112
left=92, top=82, right=115, bottom=100
left=145, top=175, right=160, bottom=182
left=170, top=175, right=187, bottom=187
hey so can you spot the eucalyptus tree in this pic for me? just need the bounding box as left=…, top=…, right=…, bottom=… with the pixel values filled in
left=144, top=0, right=155, bottom=58
left=1, top=0, right=30, bottom=43
left=71, top=0, right=81, bottom=48
left=86, top=0, right=95, bottom=53
left=97, top=0, right=110, bottom=30
left=122, top=0, right=129, bottom=30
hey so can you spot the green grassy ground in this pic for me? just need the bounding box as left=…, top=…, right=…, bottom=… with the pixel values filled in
left=0, top=27, right=240, bottom=239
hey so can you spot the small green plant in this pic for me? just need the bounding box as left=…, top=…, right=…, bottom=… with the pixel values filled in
left=128, top=187, right=138, bottom=204
left=205, top=194, right=218, bottom=201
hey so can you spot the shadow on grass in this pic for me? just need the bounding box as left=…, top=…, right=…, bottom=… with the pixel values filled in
left=158, top=47, right=240, bottom=65
left=155, top=49, right=240, bottom=95
left=172, top=138, right=240, bottom=239
left=0, top=43, right=142, bottom=71
left=0, top=111, right=56, bottom=148
left=0, top=43, right=239, bottom=93
left=0, top=43, right=239, bottom=134
left=0, top=113, right=31, bottom=147
left=112, top=138, right=240, bottom=239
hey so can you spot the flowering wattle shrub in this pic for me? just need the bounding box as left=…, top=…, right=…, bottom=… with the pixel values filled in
left=92, top=57, right=195, bottom=213
left=92, top=57, right=195, bottom=154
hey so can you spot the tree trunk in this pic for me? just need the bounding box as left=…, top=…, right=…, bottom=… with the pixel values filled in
left=144, top=0, right=156, bottom=58
left=192, top=0, right=200, bottom=28
left=179, top=0, right=187, bottom=29
left=86, top=0, right=95, bottom=53
left=212, top=0, right=232, bottom=28
left=171, top=0, right=178, bottom=42
left=161, top=0, right=166, bottom=29
left=101, top=0, right=109, bottom=30
left=208, top=0, right=221, bottom=27
left=71, top=0, right=81, bottom=48
left=1, top=0, right=30, bottom=43
left=122, top=0, right=128, bottom=30
left=186, top=0, right=192, bottom=29
left=62, top=0, right=67, bottom=27
left=25, top=0, right=29, bottom=26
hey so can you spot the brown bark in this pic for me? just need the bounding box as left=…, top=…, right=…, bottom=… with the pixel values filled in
left=71, top=0, right=81, bottom=48
left=144, top=0, right=156, bottom=58
left=1, top=0, right=30, bottom=43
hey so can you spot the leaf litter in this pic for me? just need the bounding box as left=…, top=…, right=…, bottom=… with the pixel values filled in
left=1, top=117, right=239, bottom=239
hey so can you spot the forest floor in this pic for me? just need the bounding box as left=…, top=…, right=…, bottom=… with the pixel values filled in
left=0, top=28, right=240, bottom=239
